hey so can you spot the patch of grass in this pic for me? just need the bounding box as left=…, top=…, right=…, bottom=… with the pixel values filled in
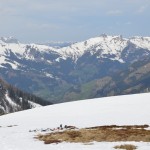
left=44, top=139, right=61, bottom=144
left=66, top=130, right=82, bottom=139
left=114, top=144, right=137, bottom=150
left=36, top=125, right=150, bottom=144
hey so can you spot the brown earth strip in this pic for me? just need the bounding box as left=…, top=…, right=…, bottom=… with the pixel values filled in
left=36, top=125, right=150, bottom=144
left=114, top=144, right=137, bottom=150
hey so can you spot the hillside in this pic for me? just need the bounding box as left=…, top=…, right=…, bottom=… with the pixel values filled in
left=0, top=93, right=150, bottom=149
left=1, top=35, right=150, bottom=103
left=61, top=57, right=150, bottom=101
left=0, top=77, right=52, bottom=115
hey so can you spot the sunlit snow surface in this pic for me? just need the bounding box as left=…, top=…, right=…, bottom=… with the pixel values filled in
left=0, top=93, right=150, bottom=150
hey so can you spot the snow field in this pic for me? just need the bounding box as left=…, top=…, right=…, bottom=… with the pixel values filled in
left=0, top=93, right=150, bottom=149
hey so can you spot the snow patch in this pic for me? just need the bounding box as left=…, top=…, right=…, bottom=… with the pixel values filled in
left=28, top=101, right=41, bottom=108
left=5, top=92, right=19, bottom=108
left=44, top=72, right=54, bottom=78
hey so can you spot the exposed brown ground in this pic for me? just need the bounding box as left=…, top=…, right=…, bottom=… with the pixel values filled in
left=114, top=144, right=137, bottom=150
left=36, top=125, right=150, bottom=144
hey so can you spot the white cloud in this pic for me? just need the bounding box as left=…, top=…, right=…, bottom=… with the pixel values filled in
left=107, top=10, right=122, bottom=15
left=125, top=22, right=132, bottom=25
left=0, top=7, right=16, bottom=15
left=137, top=5, right=147, bottom=13
left=26, top=23, right=60, bottom=30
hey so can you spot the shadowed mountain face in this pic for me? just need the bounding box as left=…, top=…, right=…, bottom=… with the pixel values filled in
left=74, top=57, right=150, bottom=100
left=0, top=77, right=52, bottom=115
left=0, top=35, right=150, bottom=103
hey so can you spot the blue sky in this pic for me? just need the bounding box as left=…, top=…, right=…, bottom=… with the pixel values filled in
left=0, top=0, right=150, bottom=43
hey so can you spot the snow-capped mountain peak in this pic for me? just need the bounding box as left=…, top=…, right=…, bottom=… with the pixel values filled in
left=56, top=35, right=128, bottom=62
left=0, top=36, right=19, bottom=44
left=130, top=36, right=150, bottom=50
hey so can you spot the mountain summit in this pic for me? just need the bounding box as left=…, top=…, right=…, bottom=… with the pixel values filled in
left=0, top=37, right=19, bottom=44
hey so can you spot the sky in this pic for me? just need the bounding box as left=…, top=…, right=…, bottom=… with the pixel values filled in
left=0, top=0, right=150, bottom=43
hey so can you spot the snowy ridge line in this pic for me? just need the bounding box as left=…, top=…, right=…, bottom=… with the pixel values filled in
left=56, top=35, right=128, bottom=61
left=1, top=35, right=150, bottom=64
left=44, top=35, right=150, bottom=61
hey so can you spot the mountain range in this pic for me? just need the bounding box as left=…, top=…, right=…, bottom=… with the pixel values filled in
left=0, top=34, right=150, bottom=103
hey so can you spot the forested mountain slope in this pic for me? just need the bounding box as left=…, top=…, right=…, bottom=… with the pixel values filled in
left=0, top=77, right=52, bottom=115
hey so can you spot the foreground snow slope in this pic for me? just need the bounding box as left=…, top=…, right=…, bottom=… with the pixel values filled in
left=0, top=93, right=150, bottom=150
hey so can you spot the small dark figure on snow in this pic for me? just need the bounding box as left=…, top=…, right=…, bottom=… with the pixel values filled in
left=64, top=125, right=67, bottom=129
left=60, top=124, right=63, bottom=130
